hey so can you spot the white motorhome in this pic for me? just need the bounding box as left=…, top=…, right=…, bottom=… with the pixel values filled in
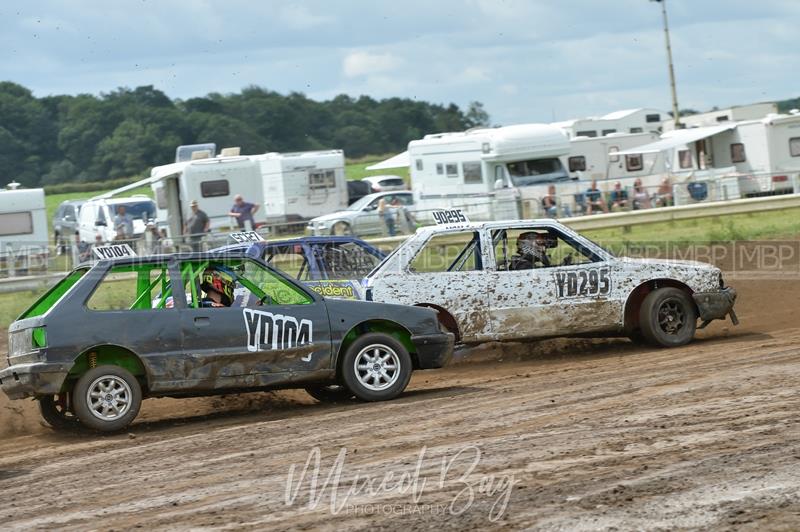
left=104, top=147, right=348, bottom=239
left=0, top=184, right=48, bottom=266
left=552, top=108, right=666, bottom=139
left=566, top=131, right=665, bottom=183
left=408, top=124, right=571, bottom=220
left=258, top=150, right=348, bottom=225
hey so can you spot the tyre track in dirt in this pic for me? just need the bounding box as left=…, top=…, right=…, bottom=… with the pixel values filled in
left=0, top=278, right=798, bottom=530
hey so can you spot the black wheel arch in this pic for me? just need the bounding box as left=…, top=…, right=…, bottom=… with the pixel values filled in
left=624, top=279, right=698, bottom=335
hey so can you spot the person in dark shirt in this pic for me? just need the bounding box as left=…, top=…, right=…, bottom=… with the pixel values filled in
left=184, top=200, right=210, bottom=251
left=229, top=194, right=260, bottom=229
left=609, top=181, right=629, bottom=211
left=586, top=180, right=608, bottom=214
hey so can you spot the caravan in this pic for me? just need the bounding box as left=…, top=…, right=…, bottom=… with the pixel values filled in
left=408, top=124, right=571, bottom=220
left=106, top=147, right=349, bottom=240
left=0, top=184, right=48, bottom=269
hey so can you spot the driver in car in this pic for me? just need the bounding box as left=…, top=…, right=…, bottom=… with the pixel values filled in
left=200, top=268, right=235, bottom=307
left=509, top=232, right=551, bottom=270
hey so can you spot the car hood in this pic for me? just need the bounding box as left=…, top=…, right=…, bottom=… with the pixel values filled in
left=309, top=211, right=354, bottom=224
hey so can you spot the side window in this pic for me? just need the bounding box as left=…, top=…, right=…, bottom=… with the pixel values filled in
left=408, top=231, right=482, bottom=273
left=264, top=246, right=311, bottom=281
left=180, top=260, right=313, bottom=308
left=625, top=154, right=643, bottom=172
left=601, top=129, right=616, bottom=136
left=789, top=137, right=800, bottom=157
left=445, top=163, right=459, bottom=178
left=608, top=146, right=620, bottom=163
left=678, top=149, right=693, bottom=169
left=318, top=243, right=381, bottom=278
left=97, top=206, right=107, bottom=225
left=730, top=143, right=746, bottom=163
left=576, top=130, right=597, bottom=138
left=436, top=163, right=444, bottom=175
left=568, top=156, right=586, bottom=172
left=492, top=228, right=597, bottom=271
left=415, top=159, right=423, bottom=171
left=87, top=265, right=172, bottom=311
left=463, top=162, right=483, bottom=184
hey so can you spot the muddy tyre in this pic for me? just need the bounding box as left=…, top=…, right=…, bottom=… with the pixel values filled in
left=639, top=287, right=697, bottom=347
left=341, top=333, right=412, bottom=402
left=72, top=365, right=142, bottom=432
left=305, top=384, right=354, bottom=403
left=39, top=394, right=81, bottom=430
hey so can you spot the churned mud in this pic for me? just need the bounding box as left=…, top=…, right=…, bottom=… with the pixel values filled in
left=0, top=277, right=798, bottom=530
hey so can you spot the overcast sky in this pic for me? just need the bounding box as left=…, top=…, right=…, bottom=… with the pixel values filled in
left=1, top=0, right=797, bottom=125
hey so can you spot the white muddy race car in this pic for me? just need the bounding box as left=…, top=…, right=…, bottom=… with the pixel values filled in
left=364, top=218, right=738, bottom=347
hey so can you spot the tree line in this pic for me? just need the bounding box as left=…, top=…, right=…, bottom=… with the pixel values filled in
left=0, top=81, right=491, bottom=187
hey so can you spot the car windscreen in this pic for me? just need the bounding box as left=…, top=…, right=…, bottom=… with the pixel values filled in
left=316, top=242, right=382, bottom=279
left=507, top=158, right=569, bottom=187
left=112, top=200, right=156, bottom=220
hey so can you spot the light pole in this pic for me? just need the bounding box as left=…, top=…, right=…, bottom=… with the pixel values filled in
left=652, top=0, right=681, bottom=128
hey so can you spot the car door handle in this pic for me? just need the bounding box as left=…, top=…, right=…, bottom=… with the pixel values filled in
left=194, top=317, right=210, bottom=327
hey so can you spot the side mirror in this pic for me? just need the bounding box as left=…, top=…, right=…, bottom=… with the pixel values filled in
left=494, top=178, right=506, bottom=190
left=364, top=205, right=376, bottom=212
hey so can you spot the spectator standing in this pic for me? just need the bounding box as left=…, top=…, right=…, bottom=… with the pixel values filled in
left=113, top=205, right=134, bottom=241
left=585, top=180, right=608, bottom=214
left=184, top=200, right=210, bottom=251
left=377, top=197, right=396, bottom=236
left=391, top=196, right=415, bottom=234
left=609, top=182, right=629, bottom=211
left=229, top=194, right=260, bottom=230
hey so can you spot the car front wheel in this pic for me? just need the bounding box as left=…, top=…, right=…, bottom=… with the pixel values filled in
left=341, top=333, right=412, bottom=401
left=72, top=365, right=142, bottom=432
left=331, top=221, right=351, bottom=235
left=639, top=287, right=697, bottom=347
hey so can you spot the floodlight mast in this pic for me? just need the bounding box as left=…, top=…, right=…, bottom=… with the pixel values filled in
left=652, top=0, right=681, bottom=128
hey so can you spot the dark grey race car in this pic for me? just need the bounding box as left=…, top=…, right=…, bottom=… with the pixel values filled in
left=0, top=251, right=453, bottom=432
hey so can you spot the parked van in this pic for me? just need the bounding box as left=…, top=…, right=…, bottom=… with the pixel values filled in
left=0, top=184, right=48, bottom=267
left=78, top=196, right=157, bottom=244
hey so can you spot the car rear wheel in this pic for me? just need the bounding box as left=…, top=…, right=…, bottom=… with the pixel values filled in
left=331, top=221, right=351, bottom=236
left=305, top=384, right=355, bottom=403
left=639, top=287, right=697, bottom=347
left=39, top=393, right=80, bottom=430
left=341, top=333, right=412, bottom=401
left=72, top=365, right=142, bottom=432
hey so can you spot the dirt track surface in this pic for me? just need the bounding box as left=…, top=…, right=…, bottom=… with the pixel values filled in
left=1, top=277, right=799, bottom=530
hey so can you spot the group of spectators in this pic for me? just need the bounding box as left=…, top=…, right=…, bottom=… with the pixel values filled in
left=540, top=178, right=675, bottom=218
left=183, top=194, right=260, bottom=251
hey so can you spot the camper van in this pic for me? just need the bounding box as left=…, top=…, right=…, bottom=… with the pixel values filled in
left=408, top=124, right=571, bottom=220
left=101, top=147, right=349, bottom=240
left=566, top=131, right=665, bottom=183
left=0, top=184, right=48, bottom=268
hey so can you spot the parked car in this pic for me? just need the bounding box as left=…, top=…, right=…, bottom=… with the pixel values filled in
left=306, top=191, right=414, bottom=236
left=77, top=196, right=157, bottom=244
left=0, top=247, right=453, bottom=432
left=347, top=180, right=373, bottom=206
left=361, top=175, right=407, bottom=192
left=52, top=200, right=85, bottom=253
left=213, top=236, right=386, bottom=299
left=364, top=218, right=738, bottom=347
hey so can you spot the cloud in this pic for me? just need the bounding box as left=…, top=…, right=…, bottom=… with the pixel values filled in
left=342, top=51, right=401, bottom=78
left=277, top=4, right=334, bottom=30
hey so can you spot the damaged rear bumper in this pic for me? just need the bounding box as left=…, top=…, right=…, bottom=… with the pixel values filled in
left=693, top=287, right=738, bottom=328
left=411, top=332, right=454, bottom=369
left=0, top=363, right=70, bottom=400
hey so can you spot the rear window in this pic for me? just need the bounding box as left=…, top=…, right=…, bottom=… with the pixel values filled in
left=379, top=178, right=405, bottom=187
left=19, top=268, right=88, bottom=319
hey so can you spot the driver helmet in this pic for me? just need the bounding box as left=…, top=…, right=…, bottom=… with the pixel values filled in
left=201, top=268, right=235, bottom=306
left=516, top=232, right=545, bottom=257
